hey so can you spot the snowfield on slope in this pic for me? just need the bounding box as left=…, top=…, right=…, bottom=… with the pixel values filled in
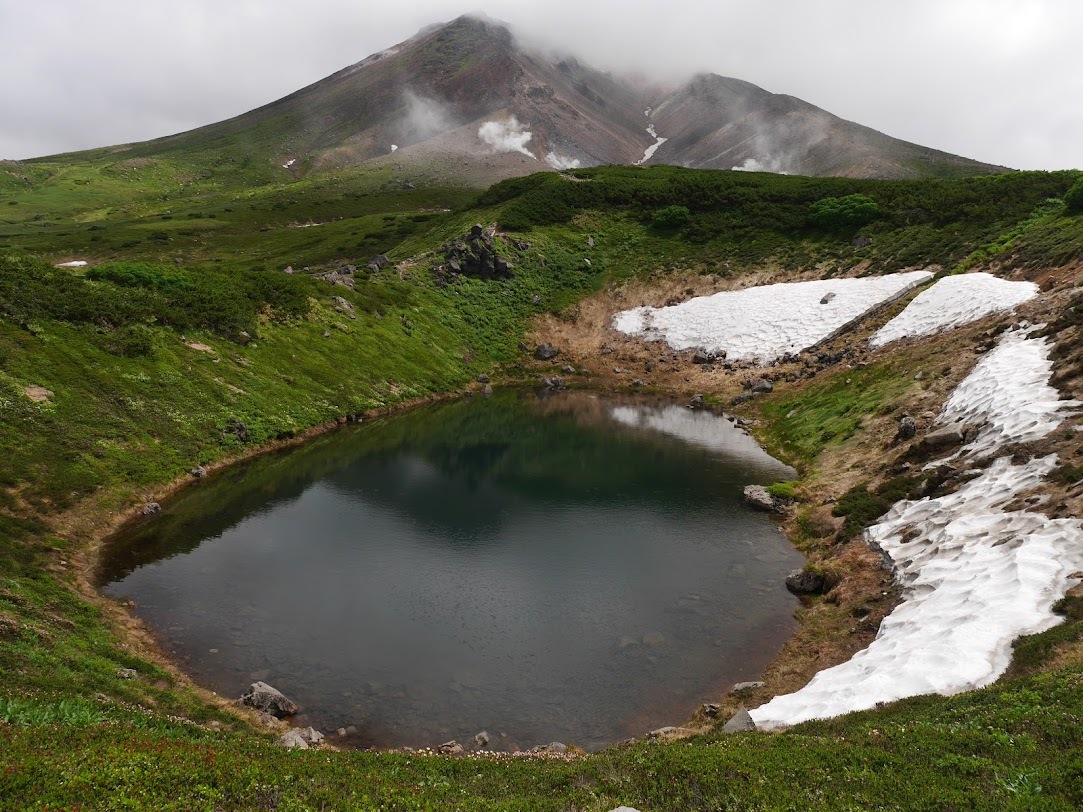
left=751, top=327, right=1083, bottom=729
left=613, top=271, right=932, bottom=363
left=751, top=455, right=1083, bottom=728
left=939, top=329, right=1081, bottom=459
left=870, top=272, right=1038, bottom=348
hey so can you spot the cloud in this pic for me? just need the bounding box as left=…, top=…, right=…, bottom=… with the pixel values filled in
left=478, top=117, right=536, bottom=158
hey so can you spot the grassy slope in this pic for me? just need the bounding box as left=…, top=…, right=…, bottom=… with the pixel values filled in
left=2, top=163, right=1083, bottom=809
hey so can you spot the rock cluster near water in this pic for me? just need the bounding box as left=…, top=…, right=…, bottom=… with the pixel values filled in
left=742, top=485, right=790, bottom=514
left=240, top=681, right=299, bottom=718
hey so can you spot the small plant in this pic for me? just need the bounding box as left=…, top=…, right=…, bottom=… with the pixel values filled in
left=766, top=481, right=800, bottom=501
left=652, top=205, right=691, bottom=229
left=808, top=194, right=881, bottom=231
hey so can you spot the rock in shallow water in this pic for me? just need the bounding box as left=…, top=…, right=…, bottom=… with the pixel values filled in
left=240, top=681, right=299, bottom=718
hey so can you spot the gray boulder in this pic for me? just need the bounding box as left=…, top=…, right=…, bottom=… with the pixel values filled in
left=438, top=740, right=464, bottom=755
left=477, top=373, right=490, bottom=384
left=743, top=485, right=780, bottom=513
left=896, top=414, right=917, bottom=442
left=474, top=731, right=491, bottom=748
left=189, top=466, right=207, bottom=479
left=240, top=681, right=299, bottom=718
left=820, top=292, right=838, bottom=304
left=142, top=502, right=162, bottom=516
left=722, top=709, right=757, bottom=733
left=785, top=569, right=827, bottom=595
left=689, top=394, right=706, bottom=409
left=528, top=742, right=568, bottom=755
left=692, top=348, right=716, bottom=365
left=278, top=730, right=309, bottom=750
left=750, top=379, right=774, bottom=394
left=534, top=343, right=560, bottom=361
left=731, top=681, right=766, bottom=695
left=922, top=422, right=970, bottom=449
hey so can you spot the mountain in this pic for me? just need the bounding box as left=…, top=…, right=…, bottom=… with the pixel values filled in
left=76, top=15, right=1008, bottom=181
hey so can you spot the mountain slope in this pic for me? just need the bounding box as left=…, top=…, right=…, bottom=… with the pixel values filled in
left=42, top=15, right=1007, bottom=182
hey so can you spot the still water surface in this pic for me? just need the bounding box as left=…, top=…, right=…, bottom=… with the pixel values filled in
left=99, top=391, right=801, bottom=751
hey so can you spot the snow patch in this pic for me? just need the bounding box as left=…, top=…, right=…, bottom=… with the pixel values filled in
left=390, top=145, right=398, bottom=153
left=613, top=271, right=933, bottom=364
left=752, top=327, right=1083, bottom=729
left=751, top=455, right=1083, bottom=728
left=937, top=328, right=1080, bottom=459
left=634, top=111, right=667, bottom=166
left=870, top=273, right=1038, bottom=348
left=282, top=159, right=296, bottom=169
left=55, top=260, right=87, bottom=268
left=478, top=117, right=536, bottom=158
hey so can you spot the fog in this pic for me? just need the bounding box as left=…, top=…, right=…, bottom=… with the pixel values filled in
left=1, top=0, right=1081, bottom=169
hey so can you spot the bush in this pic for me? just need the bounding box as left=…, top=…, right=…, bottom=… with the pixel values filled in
left=808, top=194, right=881, bottom=230
left=1064, top=178, right=1083, bottom=214
left=652, top=204, right=691, bottom=229
left=766, top=481, right=799, bottom=501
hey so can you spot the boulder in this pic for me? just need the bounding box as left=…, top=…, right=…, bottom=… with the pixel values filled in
left=534, top=343, right=560, bottom=361
left=189, top=466, right=207, bottom=479
left=438, top=740, right=464, bottom=755
left=896, top=414, right=917, bottom=442
left=722, top=710, right=757, bottom=733
left=240, top=681, right=299, bottom=718
left=142, top=502, right=162, bottom=516
left=785, top=569, right=827, bottom=595
left=743, top=485, right=779, bottom=513
left=922, top=422, right=969, bottom=449
left=116, top=668, right=138, bottom=680
left=692, top=348, right=715, bottom=365
left=528, top=742, right=568, bottom=755
left=369, top=254, right=390, bottom=270
left=333, top=296, right=354, bottom=313
left=689, top=394, right=706, bottom=409
left=277, top=730, right=309, bottom=750
left=702, top=703, right=722, bottom=718
left=473, top=731, right=491, bottom=749
left=750, top=379, right=774, bottom=394
left=477, top=374, right=490, bottom=384
left=820, top=292, right=837, bottom=304
left=561, top=365, right=576, bottom=374
left=731, top=681, right=766, bottom=695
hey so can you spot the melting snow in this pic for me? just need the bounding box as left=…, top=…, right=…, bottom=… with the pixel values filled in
left=613, top=271, right=932, bottom=363
left=870, top=273, right=1038, bottom=348
left=282, top=159, right=296, bottom=169
left=938, top=328, right=1080, bottom=459
left=390, top=145, right=399, bottom=153
left=634, top=111, right=667, bottom=166
left=55, top=260, right=87, bottom=268
left=751, top=327, right=1083, bottom=729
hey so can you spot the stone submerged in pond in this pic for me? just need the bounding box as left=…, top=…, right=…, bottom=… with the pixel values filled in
left=240, top=681, right=299, bottom=718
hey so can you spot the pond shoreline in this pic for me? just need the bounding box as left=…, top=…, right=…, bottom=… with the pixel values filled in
left=64, top=380, right=889, bottom=752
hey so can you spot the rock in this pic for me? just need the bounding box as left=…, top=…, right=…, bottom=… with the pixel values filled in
left=731, top=392, right=753, bottom=406
left=142, top=502, right=162, bottom=516
left=583, top=258, right=592, bottom=267
left=438, top=740, right=464, bottom=755
left=283, top=265, right=294, bottom=274
left=692, top=348, right=716, bottom=365
left=315, top=270, right=355, bottom=288
left=277, top=730, right=309, bottom=750
left=534, top=343, right=560, bottom=360
left=820, top=292, right=837, bottom=304
left=587, top=235, right=595, bottom=249
left=647, top=726, right=680, bottom=740
left=518, top=341, right=530, bottom=353
left=532, top=294, right=542, bottom=305
left=528, top=742, right=568, bottom=755
left=477, top=374, right=490, bottom=384
left=298, top=727, right=325, bottom=746
left=743, top=486, right=779, bottom=513
left=474, top=731, right=491, bottom=748
left=922, top=422, right=969, bottom=449
left=731, top=681, right=765, bottom=695
left=189, top=466, right=207, bottom=479
left=116, top=668, right=138, bottom=680
left=896, top=414, right=917, bottom=442
left=369, top=254, right=390, bottom=270
left=702, top=703, right=722, bottom=718
left=750, top=379, right=774, bottom=394
left=258, top=712, right=278, bottom=728
left=225, top=418, right=248, bottom=444
left=22, top=385, right=53, bottom=403
left=561, top=365, right=576, bottom=374
left=333, top=296, right=354, bottom=313
left=470, top=224, right=485, bottom=238
left=852, top=235, right=873, bottom=249
left=632, top=379, right=644, bottom=387
left=689, top=394, right=706, bottom=409
left=722, top=710, right=757, bottom=733
left=482, top=384, right=493, bottom=398
left=240, top=681, right=299, bottom=718
left=785, top=569, right=827, bottom=595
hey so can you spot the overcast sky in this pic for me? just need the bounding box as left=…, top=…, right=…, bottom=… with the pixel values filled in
left=2, top=0, right=1081, bottom=169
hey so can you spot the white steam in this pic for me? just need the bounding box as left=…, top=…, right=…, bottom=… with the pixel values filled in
left=545, top=151, right=581, bottom=170
left=478, top=116, right=536, bottom=158
left=732, top=157, right=789, bottom=174
left=398, top=91, right=455, bottom=144
left=390, top=144, right=398, bottom=152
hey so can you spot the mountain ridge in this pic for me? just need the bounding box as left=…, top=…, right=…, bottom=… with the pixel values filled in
left=31, top=14, right=1009, bottom=182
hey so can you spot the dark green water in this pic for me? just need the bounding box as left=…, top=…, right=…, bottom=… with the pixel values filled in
left=99, top=391, right=801, bottom=751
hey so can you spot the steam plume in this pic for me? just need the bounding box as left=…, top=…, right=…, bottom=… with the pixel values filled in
left=545, top=152, right=581, bottom=170
left=478, top=117, right=536, bottom=158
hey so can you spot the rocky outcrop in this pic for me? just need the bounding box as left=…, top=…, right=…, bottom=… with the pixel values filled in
left=743, top=485, right=789, bottom=513
left=534, top=343, right=560, bottom=361
left=785, top=568, right=827, bottom=595
left=441, top=225, right=513, bottom=280
left=240, top=681, right=299, bottom=718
